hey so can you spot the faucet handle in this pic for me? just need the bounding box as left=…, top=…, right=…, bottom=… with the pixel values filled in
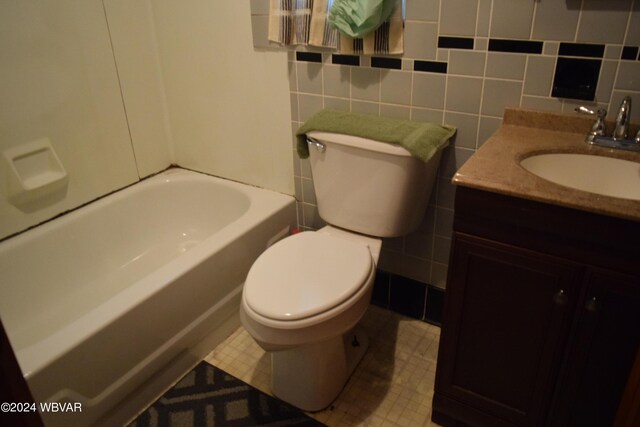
left=575, top=106, right=607, bottom=136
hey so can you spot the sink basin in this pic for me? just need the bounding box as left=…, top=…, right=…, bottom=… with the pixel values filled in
left=520, top=153, right=640, bottom=200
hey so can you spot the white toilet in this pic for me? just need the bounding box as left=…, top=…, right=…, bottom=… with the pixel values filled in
left=240, top=131, right=443, bottom=411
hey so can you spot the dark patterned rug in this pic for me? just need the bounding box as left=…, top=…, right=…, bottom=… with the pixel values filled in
left=129, top=362, right=325, bottom=427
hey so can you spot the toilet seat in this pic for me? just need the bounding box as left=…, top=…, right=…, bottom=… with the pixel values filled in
left=244, top=231, right=372, bottom=322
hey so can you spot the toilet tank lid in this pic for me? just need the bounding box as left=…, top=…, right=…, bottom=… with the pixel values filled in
left=244, top=231, right=372, bottom=321
left=307, top=131, right=413, bottom=157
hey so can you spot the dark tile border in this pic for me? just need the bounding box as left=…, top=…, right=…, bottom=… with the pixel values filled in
left=295, top=51, right=322, bottom=63
left=372, top=270, right=390, bottom=307
left=414, top=60, right=447, bottom=74
left=371, top=56, right=402, bottom=69
left=558, top=42, right=605, bottom=58
left=389, top=274, right=426, bottom=319
left=621, top=46, right=639, bottom=60
left=425, top=286, right=445, bottom=326
left=372, top=270, right=444, bottom=327
left=488, top=38, right=543, bottom=54
left=332, top=54, right=360, bottom=66
left=438, top=36, right=474, bottom=50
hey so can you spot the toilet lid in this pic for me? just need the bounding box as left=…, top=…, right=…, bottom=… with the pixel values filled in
left=244, top=232, right=373, bottom=321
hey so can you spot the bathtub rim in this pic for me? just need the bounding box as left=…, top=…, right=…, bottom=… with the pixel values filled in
left=1, top=168, right=295, bottom=378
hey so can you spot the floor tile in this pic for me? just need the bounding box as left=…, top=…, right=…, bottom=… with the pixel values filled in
left=204, top=305, right=443, bottom=426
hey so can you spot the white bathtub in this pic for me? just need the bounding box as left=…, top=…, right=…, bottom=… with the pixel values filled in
left=0, top=168, right=296, bottom=426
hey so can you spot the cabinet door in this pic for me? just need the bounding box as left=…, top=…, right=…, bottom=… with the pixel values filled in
left=549, top=269, right=640, bottom=427
left=435, top=234, right=583, bottom=427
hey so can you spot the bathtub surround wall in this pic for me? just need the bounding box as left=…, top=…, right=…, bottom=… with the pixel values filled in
left=147, top=0, right=293, bottom=194
left=0, top=1, right=141, bottom=239
left=250, top=0, right=640, bottom=294
left=103, top=0, right=175, bottom=177
left=0, top=0, right=293, bottom=240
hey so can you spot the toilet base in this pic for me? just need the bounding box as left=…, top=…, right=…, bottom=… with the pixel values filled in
left=270, top=325, right=369, bottom=412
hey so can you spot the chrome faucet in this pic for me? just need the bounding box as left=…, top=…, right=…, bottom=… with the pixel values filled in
left=613, top=96, right=631, bottom=140
left=575, top=96, right=639, bottom=152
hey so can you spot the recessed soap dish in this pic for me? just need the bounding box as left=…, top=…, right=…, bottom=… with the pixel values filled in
left=3, top=138, right=68, bottom=208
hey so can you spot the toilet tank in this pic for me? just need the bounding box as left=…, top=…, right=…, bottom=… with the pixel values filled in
left=306, top=131, right=444, bottom=238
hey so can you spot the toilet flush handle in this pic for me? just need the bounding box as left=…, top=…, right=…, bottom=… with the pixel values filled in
left=307, top=137, right=326, bottom=152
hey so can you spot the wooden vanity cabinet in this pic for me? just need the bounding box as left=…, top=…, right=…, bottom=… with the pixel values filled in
left=433, top=187, right=640, bottom=427
left=549, top=269, right=640, bottom=426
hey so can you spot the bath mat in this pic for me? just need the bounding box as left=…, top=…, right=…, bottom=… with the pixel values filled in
left=129, top=362, right=325, bottom=427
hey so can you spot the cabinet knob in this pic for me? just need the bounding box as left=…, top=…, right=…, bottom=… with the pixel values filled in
left=585, top=296, right=599, bottom=313
left=553, top=289, right=568, bottom=305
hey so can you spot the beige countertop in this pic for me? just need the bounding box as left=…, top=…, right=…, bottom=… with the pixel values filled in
left=453, top=108, right=640, bottom=222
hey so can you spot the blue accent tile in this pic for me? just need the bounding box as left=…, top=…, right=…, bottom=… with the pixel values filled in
left=296, top=52, right=322, bottom=63
left=558, top=42, right=605, bottom=58
left=552, top=57, right=601, bottom=101
left=371, top=57, right=402, bottom=69
left=438, top=36, right=474, bottom=50
left=389, top=274, right=427, bottom=319
left=332, top=54, right=360, bottom=66
left=372, top=270, right=390, bottom=308
left=488, top=39, right=543, bottom=54
left=414, top=60, right=448, bottom=74
left=425, top=286, right=444, bottom=326
left=621, top=46, right=639, bottom=60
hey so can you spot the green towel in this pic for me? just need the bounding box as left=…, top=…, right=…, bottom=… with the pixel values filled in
left=295, top=109, right=457, bottom=163
left=328, top=0, right=397, bottom=39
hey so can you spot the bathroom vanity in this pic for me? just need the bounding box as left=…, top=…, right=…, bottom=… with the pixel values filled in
left=432, top=109, right=640, bottom=427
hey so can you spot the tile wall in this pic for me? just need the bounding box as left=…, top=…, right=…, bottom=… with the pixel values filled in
left=250, top=1, right=640, bottom=298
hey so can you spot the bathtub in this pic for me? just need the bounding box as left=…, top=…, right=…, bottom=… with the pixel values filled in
left=0, top=168, right=296, bottom=426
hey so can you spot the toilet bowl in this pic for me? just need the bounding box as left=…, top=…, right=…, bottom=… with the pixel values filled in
left=240, top=226, right=382, bottom=411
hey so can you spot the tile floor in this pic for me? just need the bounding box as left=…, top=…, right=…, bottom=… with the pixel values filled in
left=205, top=305, right=443, bottom=426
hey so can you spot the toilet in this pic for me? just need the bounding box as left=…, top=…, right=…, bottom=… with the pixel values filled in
left=240, top=131, right=443, bottom=411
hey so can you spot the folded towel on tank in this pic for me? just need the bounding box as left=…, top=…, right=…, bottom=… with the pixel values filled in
left=295, top=109, right=457, bottom=163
